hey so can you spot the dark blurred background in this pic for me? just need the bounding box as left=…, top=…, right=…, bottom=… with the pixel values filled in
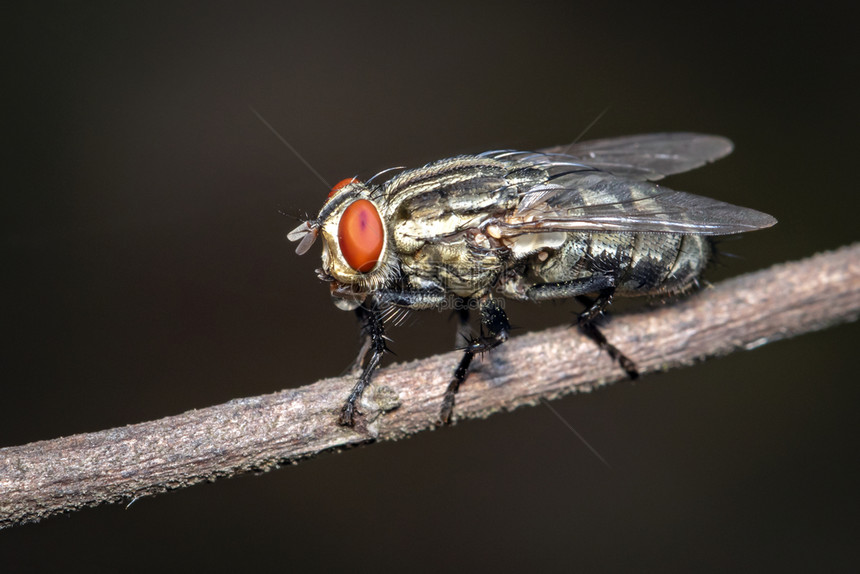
left=2, top=2, right=858, bottom=571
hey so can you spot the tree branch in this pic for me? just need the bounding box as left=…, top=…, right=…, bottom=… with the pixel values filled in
left=2, top=244, right=859, bottom=529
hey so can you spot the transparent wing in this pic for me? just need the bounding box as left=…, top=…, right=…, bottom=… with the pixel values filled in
left=491, top=173, right=776, bottom=237
left=533, top=132, right=733, bottom=181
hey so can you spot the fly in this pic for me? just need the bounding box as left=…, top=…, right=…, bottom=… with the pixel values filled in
left=287, top=133, right=777, bottom=426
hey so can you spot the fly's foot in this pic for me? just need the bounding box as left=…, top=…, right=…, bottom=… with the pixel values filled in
left=602, top=336, right=639, bottom=379
left=439, top=368, right=466, bottom=425
left=439, top=390, right=456, bottom=425
left=439, top=346, right=478, bottom=425
left=338, top=401, right=360, bottom=427
left=604, top=342, right=639, bottom=379
left=619, top=355, right=639, bottom=380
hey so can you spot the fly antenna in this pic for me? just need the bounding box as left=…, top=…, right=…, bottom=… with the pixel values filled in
left=250, top=105, right=331, bottom=190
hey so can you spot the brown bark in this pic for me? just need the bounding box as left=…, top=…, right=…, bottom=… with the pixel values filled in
left=2, top=244, right=858, bottom=529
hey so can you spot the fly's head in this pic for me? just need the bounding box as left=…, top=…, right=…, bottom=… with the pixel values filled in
left=288, top=177, right=397, bottom=311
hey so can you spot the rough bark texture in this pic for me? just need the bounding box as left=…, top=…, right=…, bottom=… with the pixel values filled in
left=1, top=244, right=858, bottom=529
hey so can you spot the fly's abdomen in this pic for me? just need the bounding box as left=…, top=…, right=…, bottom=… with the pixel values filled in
left=500, top=232, right=711, bottom=300
left=618, top=234, right=711, bottom=296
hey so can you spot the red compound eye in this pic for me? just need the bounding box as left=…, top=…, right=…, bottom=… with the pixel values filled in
left=338, top=199, right=384, bottom=273
left=329, top=177, right=359, bottom=198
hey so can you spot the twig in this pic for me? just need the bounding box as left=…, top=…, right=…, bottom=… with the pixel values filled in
left=2, top=244, right=859, bottom=529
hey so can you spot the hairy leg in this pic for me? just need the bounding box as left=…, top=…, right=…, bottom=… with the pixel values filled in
left=439, top=297, right=511, bottom=424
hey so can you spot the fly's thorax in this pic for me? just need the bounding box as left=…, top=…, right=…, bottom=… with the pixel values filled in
left=399, top=236, right=504, bottom=298
left=381, top=156, right=525, bottom=254
left=316, top=181, right=398, bottom=295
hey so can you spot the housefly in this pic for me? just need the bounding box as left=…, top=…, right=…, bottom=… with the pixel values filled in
left=287, top=133, right=776, bottom=426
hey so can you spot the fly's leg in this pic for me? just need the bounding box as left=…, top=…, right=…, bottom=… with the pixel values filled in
left=339, top=305, right=387, bottom=426
left=440, top=298, right=510, bottom=424
left=576, top=288, right=639, bottom=379
left=526, top=277, right=638, bottom=379
left=454, top=306, right=471, bottom=347
left=346, top=307, right=374, bottom=375
left=339, top=288, right=447, bottom=427
left=525, top=275, right=615, bottom=302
